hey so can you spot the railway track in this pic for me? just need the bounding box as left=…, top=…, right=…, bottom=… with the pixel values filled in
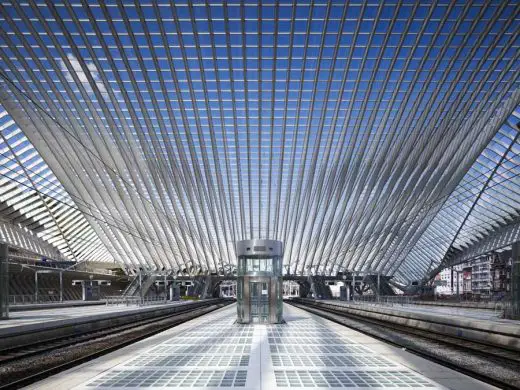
left=0, top=300, right=233, bottom=389
left=288, top=299, right=520, bottom=390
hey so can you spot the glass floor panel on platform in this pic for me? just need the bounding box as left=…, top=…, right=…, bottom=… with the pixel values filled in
left=75, top=303, right=446, bottom=389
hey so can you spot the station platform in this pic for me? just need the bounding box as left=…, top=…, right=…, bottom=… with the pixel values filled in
left=8, top=300, right=106, bottom=312
left=0, top=301, right=187, bottom=334
left=319, top=299, right=520, bottom=332
left=0, top=302, right=185, bottom=335
left=334, top=301, right=515, bottom=323
left=26, top=303, right=496, bottom=390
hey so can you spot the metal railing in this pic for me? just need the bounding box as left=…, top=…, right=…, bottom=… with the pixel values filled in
left=350, top=295, right=419, bottom=306
left=8, top=294, right=61, bottom=305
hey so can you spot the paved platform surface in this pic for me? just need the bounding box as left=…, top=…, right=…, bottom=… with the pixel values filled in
left=25, top=303, right=496, bottom=390
left=326, top=300, right=519, bottom=324
left=0, top=301, right=183, bottom=331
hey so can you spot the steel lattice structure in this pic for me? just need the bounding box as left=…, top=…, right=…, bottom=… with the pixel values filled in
left=0, top=104, right=113, bottom=263
left=0, top=0, right=518, bottom=284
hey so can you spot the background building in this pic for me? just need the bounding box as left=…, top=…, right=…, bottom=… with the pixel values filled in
left=435, top=250, right=513, bottom=299
left=491, top=251, right=512, bottom=299
left=435, top=265, right=464, bottom=296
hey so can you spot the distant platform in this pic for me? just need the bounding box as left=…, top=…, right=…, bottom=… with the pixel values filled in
left=322, top=299, right=520, bottom=324
left=362, top=302, right=513, bottom=322
left=0, top=301, right=187, bottom=335
left=26, top=303, right=496, bottom=390
left=8, top=300, right=105, bottom=312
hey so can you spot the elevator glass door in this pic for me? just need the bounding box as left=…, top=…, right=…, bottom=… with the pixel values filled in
left=250, top=281, right=269, bottom=323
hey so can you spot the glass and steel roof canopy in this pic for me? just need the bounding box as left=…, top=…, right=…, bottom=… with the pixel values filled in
left=0, top=1, right=518, bottom=284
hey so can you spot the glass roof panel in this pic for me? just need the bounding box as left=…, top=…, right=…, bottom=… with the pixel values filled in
left=0, top=1, right=517, bottom=280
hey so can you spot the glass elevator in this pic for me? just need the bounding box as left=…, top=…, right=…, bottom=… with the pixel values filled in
left=236, top=239, right=284, bottom=324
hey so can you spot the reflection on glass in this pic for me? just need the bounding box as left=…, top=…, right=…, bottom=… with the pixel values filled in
left=237, top=256, right=282, bottom=276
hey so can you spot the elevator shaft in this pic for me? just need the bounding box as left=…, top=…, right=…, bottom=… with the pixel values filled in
left=236, top=239, right=284, bottom=324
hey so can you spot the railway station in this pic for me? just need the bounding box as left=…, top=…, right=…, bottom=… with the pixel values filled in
left=0, top=1, right=519, bottom=389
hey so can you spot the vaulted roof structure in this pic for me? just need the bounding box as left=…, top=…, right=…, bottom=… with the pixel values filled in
left=0, top=1, right=518, bottom=284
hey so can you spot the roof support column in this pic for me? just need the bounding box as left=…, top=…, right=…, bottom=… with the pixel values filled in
left=0, top=243, right=8, bottom=319
left=511, top=241, right=520, bottom=319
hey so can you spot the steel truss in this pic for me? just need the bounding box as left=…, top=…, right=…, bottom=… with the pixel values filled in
left=0, top=1, right=518, bottom=283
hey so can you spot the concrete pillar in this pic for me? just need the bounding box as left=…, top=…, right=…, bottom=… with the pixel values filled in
left=169, top=283, right=180, bottom=301
left=451, top=266, right=454, bottom=294
left=339, top=285, right=346, bottom=300
left=82, top=281, right=86, bottom=301
left=377, top=272, right=380, bottom=301
left=35, top=271, right=39, bottom=302
left=456, top=271, right=460, bottom=300
left=59, top=271, right=63, bottom=303
left=0, top=243, right=8, bottom=319
left=138, top=270, right=142, bottom=305
left=164, top=274, right=167, bottom=303
left=173, top=276, right=179, bottom=300
left=512, top=242, right=520, bottom=319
